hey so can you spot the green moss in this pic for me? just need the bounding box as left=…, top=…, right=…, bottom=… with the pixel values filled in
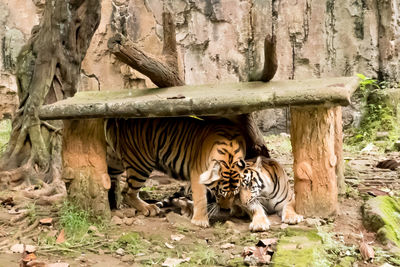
left=363, top=196, right=400, bottom=247
left=273, top=228, right=328, bottom=267
left=335, top=256, right=356, bottom=267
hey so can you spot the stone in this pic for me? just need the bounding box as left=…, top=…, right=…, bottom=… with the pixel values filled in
left=111, top=216, right=123, bottom=225
left=112, top=210, right=124, bottom=219
left=10, top=244, right=24, bottom=253
left=121, top=254, right=135, bottom=262
left=115, top=248, right=125, bottom=256
left=305, top=218, right=321, bottom=227
left=362, top=196, right=400, bottom=247
left=47, top=263, right=69, bottom=267
left=123, top=217, right=134, bottom=226
left=123, top=208, right=136, bottom=218
left=166, top=212, right=197, bottom=230
left=220, top=243, right=235, bottom=249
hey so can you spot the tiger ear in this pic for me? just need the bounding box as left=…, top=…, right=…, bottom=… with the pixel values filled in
left=200, top=161, right=221, bottom=186
left=254, top=156, right=263, bottom=171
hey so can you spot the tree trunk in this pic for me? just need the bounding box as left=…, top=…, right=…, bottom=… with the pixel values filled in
left=334, top=106, right=346, bottom=195
left=0, top=0, right=101, bottom=205
left=63, top=119, right=111, bottom=217
left=290, top=106, right=338, bottom=217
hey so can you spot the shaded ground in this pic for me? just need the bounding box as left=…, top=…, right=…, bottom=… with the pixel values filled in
left=0, top=134, right=399, bottom=266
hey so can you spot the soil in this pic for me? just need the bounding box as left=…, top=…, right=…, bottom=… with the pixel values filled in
left=0, top=136, right=399, bottom=266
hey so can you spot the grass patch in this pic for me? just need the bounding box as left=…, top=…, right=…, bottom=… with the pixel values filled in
left=0, top=119, right=11, bottom=155
left=264, top=134, right=292, bottom=155
left=345, top=74, right=400, bottom=151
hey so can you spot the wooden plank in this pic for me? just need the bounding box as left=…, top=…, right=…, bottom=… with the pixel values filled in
left=39, top=76, right=360, bottom=120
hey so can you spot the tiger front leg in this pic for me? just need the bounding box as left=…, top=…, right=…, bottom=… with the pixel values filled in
left=249, top=204, right=270, bottom=232
left=281, top=196, right=303, bottom=224
left=190, top=174, right=209, bottom=227
left=124, top=174, right=160, bottom=217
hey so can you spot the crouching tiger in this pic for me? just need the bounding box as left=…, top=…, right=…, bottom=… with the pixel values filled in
left=235, top=156, right=303, bottom=231
left=105, top=117, right=246, bottom=227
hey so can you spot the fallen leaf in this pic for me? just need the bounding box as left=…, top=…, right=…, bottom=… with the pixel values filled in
left=360, top=242, right=374, bottom=261
left=256, top=238, right=278, bottom=248
left=39, top=218, right=53, bottom=225
left=56, top=229, right=65, bottom=244
left=165, top=242, right=175, bottom=249
left=116, top=248, right=125, bottom=256
left=22, top=253, right=36, bottom=262
left=25, top=260, right=47, bottom=267
left=162, top=257, right=190, bottom=267
left=1, top=197, right=14, bottom=206
left=171, top=234, right=185, bottom=241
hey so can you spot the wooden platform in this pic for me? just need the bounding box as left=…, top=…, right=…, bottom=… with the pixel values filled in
left=39, top=76, right=360, bottom=120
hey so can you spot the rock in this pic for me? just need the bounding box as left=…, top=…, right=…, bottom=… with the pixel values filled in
left=123, top=217, right=134, bottom=226
left=10, top=244, right=24, bottom=253
left=121, top=254, right=135, bottom=262
left=123, top=208, right=136, bottom=218
left=220, top=243, right=235, bottom=249
left=170, top=234, right=185, bottom=241
left=112, top=210, right=124, bottom=219
left=115, top=248, right=125, bottom=256
left=305, top=218, right=321, bottom=227
left=362, top=196, right=400, bottom=247
left=47, top=263, right=69, bottom=267
left=39, top=217, right=53, bottom=225
left=111, top=216, right=123, bottom=225
left=224, top=220, right=236, bottom=229
left=162, top=257, right=190, bottom=267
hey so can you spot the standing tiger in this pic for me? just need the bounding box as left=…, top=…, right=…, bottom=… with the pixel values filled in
left=236, top=156, right=303, bottom=231
left=105, top=117, right=246, bottom=227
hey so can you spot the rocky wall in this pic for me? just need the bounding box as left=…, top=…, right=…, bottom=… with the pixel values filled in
left=1, top=0, right=400, bottom=133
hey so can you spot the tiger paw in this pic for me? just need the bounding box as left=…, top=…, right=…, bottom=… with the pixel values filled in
left=282, top=211, right=303, bottom=225
left=249, top=215, right=270, bottom=232
left=191, top=217, right=210, bottom=228
left=139, top=203, right=161, bottom=217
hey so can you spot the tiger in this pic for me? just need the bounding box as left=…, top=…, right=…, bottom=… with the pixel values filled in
left=105, top=117, right=246, bottom=227
left=234, top=156, right=303, bottom=232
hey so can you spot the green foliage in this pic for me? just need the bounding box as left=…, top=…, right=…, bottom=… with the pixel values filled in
left=187, top=245, right=223, bottom=266
left=0, top=119, right=11, bottom=155
left=26, top=202, right=37, bottom=224
left=59, top=200, right=105, bottom=241
left=346, top=74, right=400, bottom=151
left=113, top=232, right=147, bottom=255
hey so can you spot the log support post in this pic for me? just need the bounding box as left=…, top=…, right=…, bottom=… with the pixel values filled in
left=62, top=119, right=111, bottom=218
left=290, top=105, right=339, bottom=217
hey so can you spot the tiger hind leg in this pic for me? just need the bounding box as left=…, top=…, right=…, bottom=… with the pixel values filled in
left=281, top=196, right=303, bottom=224
left=124, top=169, right=160, bottom=217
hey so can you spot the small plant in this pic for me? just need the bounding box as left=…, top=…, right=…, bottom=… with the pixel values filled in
left=346, top=74, right=400, bottom=151
left=26, top=202, right=37, bottom=224
left=188, top=245, right=223, bottom=265
left=114, top=232, right=146, bottom=255
left=59, top=200, right=104, bottom=241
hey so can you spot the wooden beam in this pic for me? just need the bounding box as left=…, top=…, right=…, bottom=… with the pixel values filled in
left=39, top=76, right=360, bottom=120
left=290, top=106, right=338, bottom=217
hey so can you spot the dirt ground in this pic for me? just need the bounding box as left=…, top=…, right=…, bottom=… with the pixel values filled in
left=0, top=135, right=399, bottom=266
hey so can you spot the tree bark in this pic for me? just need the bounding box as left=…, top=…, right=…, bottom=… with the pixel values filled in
left=63, top=119, right=111, bottom=217
left=0, top=0, right=101, bottom=205
left=290, top=106, right=338, bottom=217
left=334, top=106, right=346, bottom=194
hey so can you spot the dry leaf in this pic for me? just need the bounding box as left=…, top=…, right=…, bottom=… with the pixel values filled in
left=165, top=242, right=175, bottom=249
left=360, top=242, right=374, bottom=261
left=22, top=253, right=37, bottom=262
left=39, top=218, right=53, bottom=225
left=256, top=238, right=278, bottom=247
left=56, top=229, right=65, bottom=244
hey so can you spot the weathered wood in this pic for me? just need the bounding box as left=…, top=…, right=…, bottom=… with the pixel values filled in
left=108, top=33, right=184, bottom=88
left=334, top=106, right=346, bottom=194
left=63, top=119, right=111, bottom=217
left=39, top=76, right=359, bottom=120
left=290, top=106, right=338, bottom=217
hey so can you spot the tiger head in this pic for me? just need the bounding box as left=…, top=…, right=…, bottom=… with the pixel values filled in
left=199, top=158, right=246, bottom=209
left=239, top=156, right=265, bottom=206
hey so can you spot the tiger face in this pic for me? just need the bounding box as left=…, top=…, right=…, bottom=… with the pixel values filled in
left=200, top=158, right=246, bottom=209
left=240, top=167, right=263, bottom=205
